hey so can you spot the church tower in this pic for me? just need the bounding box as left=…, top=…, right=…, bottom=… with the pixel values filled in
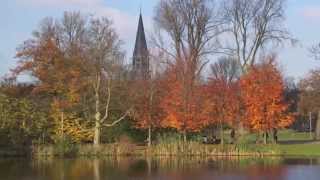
left=132, top=13, right=149, bottom=79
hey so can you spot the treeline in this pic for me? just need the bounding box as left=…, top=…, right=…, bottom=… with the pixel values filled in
left=0, top=0, right=318, bottom=148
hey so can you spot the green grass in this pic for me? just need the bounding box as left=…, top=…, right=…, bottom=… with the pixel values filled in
left=277, top=129, right=313, bottom=141
left=198, top=129, right=320, bottom=157
left=220, top=129, right=313, bottom=144
left=234, top=129, right=320, bottom=156
left=277, top=144, right=320, bottom=156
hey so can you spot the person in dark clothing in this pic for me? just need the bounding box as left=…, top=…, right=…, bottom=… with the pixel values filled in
left=273, top=128, right=278, bottom=143
left=230, top=129, right=235, bottom=144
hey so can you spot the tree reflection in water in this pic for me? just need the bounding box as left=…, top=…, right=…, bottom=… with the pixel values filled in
left=0, top=157, right=319, bottom=180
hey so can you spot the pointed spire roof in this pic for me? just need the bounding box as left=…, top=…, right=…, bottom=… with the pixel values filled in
left=133, top=13, right=148, bottom=59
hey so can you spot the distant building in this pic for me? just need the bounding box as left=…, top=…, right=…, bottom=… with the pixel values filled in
left=132, top=13, right=150, bottom=80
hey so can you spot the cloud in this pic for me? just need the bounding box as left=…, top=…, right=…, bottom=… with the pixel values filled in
left=17, top=0, right=147, bottom=51
left=301, top=6, right=320, bottom=19
left=17, top=0, right=155, bottom=62
left=92, top=6, right=138, bottom=41
left=19, top=0, right=102, bottom=8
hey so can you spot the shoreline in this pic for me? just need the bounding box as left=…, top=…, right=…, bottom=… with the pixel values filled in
left=25, top=142, right=320, bottom=158
left=1, top=140, right=320, bottom=158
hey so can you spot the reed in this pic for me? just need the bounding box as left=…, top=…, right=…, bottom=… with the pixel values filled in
left=150, top=135, right=279, bottom=156
left=32, top=140, right=283, bottom=157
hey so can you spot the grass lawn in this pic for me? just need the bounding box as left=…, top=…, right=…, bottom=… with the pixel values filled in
left=218, top=129, right=320, bottom=156
left=277, top=129, right=313, bottom=142
left=239, top=129, right=320, bottom=156
left=277, top=144, right=320, bottom=156
left=221, top=129, right=313, bottom=144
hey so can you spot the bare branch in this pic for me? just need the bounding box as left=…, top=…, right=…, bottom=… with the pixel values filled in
left=310, top=43, right=320, bottom=60
left=102, top=108, right=133, bottom=127
left=222, top=0, right=293, bottom=72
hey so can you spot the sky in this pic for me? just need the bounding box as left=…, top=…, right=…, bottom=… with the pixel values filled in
left=0, top=0, right=320, bottom=81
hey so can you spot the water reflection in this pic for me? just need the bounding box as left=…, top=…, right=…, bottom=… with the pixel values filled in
left=0, top=157, right=319, bottom=180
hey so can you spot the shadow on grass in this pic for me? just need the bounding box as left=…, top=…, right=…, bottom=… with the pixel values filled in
left=278, top=140, right=320, bottom=145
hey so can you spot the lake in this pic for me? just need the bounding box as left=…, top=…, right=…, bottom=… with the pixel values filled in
left=0, top=157, right=319, bottom=180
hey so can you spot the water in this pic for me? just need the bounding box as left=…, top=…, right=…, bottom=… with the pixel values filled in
left=0, top=157, right=319, bottom=180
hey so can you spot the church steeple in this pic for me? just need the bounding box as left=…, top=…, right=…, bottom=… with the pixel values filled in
left=132, top=13, right=149, bottom=79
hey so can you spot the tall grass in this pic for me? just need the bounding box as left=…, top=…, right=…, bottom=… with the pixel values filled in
left=149, top=133, right=280, bottom=156
left=32, top=133, right=284, bottom=157
left=33, top=143, right=144, bottom=157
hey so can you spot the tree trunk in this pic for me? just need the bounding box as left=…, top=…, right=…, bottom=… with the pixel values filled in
left=183, top=130, right=187, bottom=142
left=94, top=92, right=101, bottom=146
left=61, top=112, right=64, bottom=140
left=315, top=111, right=320, bottom=140
left=220, top=121, right=224, bottom=145
left=94, top=120, right=101, bottom=146
left=148, top=125, right=151, bottom=147
left=94, top=77, right=101, bottom=146
left=264, top=132, right=268, bottom=144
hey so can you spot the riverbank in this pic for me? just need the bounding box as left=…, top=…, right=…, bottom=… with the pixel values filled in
left=1, top=130, right=319, bottom=158
left=29, top=142, right=320, bottom=158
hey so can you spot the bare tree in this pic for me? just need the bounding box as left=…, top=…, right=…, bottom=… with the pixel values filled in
left=210, top=56, right=241, bottom=84
left=222, top=0, right=293, bottom=72
left=154, top=0, right=222, bottom=67
left=86, top=17, right=132, bottom=146
left=299, top=70, right=320, bottom=140
left=310, top=43, right=320, bottom=60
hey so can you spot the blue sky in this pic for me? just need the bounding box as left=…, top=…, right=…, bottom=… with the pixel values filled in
left=0, top=0, right=320, bottom=81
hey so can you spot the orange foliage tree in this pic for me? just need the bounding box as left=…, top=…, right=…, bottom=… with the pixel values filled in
left=160, top=65, right=207, bottom=141
left=132, top=78, right=163, bottom=146
left=203, top=58, right=241, bottom=144
left=14, top=19, right=89, bottom=142
left=240, top=58, right=294, bottom=143
left=204, top=79, right=240, bottom=144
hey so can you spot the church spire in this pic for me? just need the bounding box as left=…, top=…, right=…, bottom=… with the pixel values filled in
left=132, top=12, right=149, bottom=79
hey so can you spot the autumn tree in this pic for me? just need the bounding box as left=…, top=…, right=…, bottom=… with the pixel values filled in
left=131, top=52, right=166, bottom=147
left=14, top=12, right=131, bottom=145
left=131, top=78, right=162, bottom=147
left=204, top=57, right=241, bottom=144
left=240, top=58, right=294, bottom=144
left=298, top=69, right=320, bottom=140
left=160, top=64, right=208, bottom=140
left=0, top=93, right=47, bottom=146
left=222, top=0, right=293, bottom=72
left=14, top=14, right=88, bottom=142
left=154, top=0, right=222, bottom=141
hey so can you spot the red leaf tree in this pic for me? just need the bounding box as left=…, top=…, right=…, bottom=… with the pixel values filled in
left=204, top=58, right=241, bottom=144
left=132, top=77, right=163, bottom=147
left=159, top=64, right=207, bottom=141
left=240, top=58, right=294, bottom=144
